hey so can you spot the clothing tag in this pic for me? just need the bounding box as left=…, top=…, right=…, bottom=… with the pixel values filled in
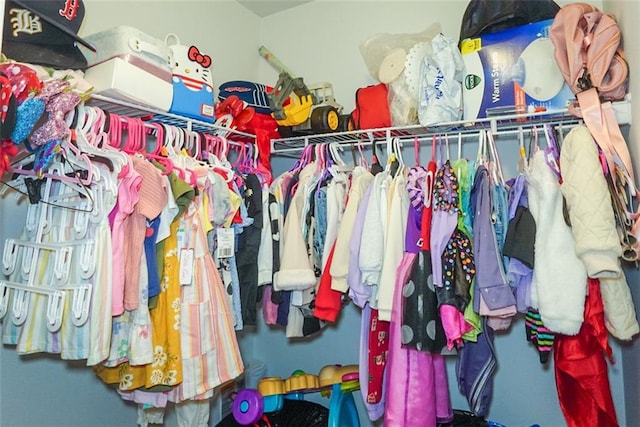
left=217, top=227, right=235, bottom=258
left=179, top=249, right=194, bottom=285
left=176, top=226, right=186, bottom=250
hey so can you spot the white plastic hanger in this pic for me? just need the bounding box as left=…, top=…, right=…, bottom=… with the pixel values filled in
left=517, top=127, right=527, bottom=172
left=384, top=137, right=396, bottom=173
left=476, top=130, right=487, bottom=165
left=444, top=134, right=451, bottom=162
left=486, top=130, right=507, bottom=188
left=0, top=279, right=91, bottom=331
left=75, top=106, right=127, bottom=178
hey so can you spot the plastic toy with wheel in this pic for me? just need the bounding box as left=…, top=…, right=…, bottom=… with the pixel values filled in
left=231, top=364, right=361, bottom=427
left=233, top=389, right=268, bottom=426
left=259, top=46, right=354, bottom=135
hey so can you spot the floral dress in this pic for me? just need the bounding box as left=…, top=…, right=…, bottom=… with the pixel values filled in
left=130, top=219, right=183, bottom=389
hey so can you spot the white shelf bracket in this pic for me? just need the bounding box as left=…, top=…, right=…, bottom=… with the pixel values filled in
left=490, top=118, right=498, bottom=134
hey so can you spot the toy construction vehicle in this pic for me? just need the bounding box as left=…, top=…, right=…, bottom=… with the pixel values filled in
left=259, top=46, right=353, bottom=134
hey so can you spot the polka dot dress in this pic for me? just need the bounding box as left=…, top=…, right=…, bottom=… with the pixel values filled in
left=401, top=250, right=448, bottom=354
left=437, top=229, right=475, bottom=311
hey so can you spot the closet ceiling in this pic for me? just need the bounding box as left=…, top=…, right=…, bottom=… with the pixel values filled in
left=236, top=0, right=314, bottom=17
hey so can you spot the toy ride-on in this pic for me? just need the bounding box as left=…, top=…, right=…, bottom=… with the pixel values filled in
left=259, top=46, right=353, bottom=135
left=231, top=364, right=361, bottom=427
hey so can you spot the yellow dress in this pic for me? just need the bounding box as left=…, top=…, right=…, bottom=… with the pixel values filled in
left=94, top=220, right=183, bottom=390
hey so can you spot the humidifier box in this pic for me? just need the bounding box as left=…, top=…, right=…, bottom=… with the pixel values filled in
left=460, top=19, right=574, bottom=121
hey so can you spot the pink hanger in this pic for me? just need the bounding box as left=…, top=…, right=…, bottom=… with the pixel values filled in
left=232, top=143, right=246, bottom=169
left=107, top=112, right=123, bottom=149
left=123, top=117, right=144, bottom=154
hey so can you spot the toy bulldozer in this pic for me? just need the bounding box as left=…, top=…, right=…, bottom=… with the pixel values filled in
left=259, top=46, right=353, bottom=134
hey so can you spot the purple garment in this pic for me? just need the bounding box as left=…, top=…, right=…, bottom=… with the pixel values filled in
left=456, top=317, right=496, bottom=417
left=508, top=258, right=533, bottom=313
left=430, top=211, right=458, bottom=287
left=385, top=252, right=453, bottom=427
left=117, top=389, right=169, bottom=407
left=348, top=185, right=374, bottom=308
left=470, top=166, right=517, bottom=313
left=108, top=199, right=118, bottom=228
left=405, top=205, right=422, bottom=254
left=508, top=174, right=528, bottom=219
left=359, top=303, right=386, bottom=421
left=431, top=162, right=459, bottom=288
left=276, top=290, right=291, bottom=326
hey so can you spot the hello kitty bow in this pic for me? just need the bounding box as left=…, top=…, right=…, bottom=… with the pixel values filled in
left=188, top=46, right=212, bottom=68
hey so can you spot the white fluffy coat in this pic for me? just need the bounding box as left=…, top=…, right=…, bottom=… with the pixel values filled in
left=526, top=151, right=586, bottom=335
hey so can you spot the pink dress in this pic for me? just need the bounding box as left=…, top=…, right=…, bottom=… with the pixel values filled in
left=110, top=160, right=142, bottom=316
left=384, top=253, right=453, bottom=426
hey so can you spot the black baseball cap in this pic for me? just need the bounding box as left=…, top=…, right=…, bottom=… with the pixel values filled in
left=2, top=0, right=96, bottom=70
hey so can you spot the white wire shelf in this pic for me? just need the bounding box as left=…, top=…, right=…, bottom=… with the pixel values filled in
left=86, top=94, right=256, bottom=143
left=270, top=97, right=632, bottom=155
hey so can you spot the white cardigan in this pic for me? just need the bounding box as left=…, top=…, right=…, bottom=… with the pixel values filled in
left=560, top=125, right=639, bottom=340
left=560, top=125, right=622, bottom=278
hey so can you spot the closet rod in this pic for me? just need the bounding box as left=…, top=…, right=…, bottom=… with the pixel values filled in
left=270, top=97, right=632, bottom=155
left=271, top=121, right=580, bottom=155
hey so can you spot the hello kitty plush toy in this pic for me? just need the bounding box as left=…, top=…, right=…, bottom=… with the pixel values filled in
left=165, top=34, right=215, bottom=122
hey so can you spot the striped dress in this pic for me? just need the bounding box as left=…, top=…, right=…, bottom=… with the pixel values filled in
left=168, top=193, right=244, bottom=402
